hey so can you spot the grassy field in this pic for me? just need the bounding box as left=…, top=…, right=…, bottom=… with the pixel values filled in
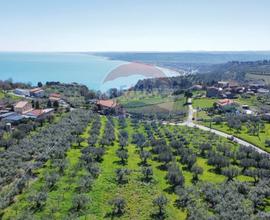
left=246, top=73, right=270, bottom=85
left=193, top=95, right=262, bottom=110
left=0, top=90, right=5, bottom=99
left=201, top=121, right=270, bottom=153
left=0, top=90, right=22, bottom=101
left=193, top=95, right=270, bottom=152
left=118, top=91, right=188, bottom=119
left=192, top=97, right=219, bottom=109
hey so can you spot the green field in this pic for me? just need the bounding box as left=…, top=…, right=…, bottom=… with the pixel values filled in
left=118, top=91, right=188, bottom=120
left=0, top=90, right=5, bottom=99
left=201, top=121, right=270, bottom=153
left=0, top=90, right=20, bottom=100
left=246, top=73, right=270, bottom=85
left=193, top=95, right=270, bottom=152
left=192, top=97, right=219, bottom=109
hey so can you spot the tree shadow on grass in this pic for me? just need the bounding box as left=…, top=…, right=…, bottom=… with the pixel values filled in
left=137, top=161, right=149, bottom=167
left=29, top=205, right=47, bottom=214
left=163, top=185, right=176, bottom=194
left=150, top=212, right=167, bottom=220
left=181, top=166, right=189, bottom=171
left=112, top=160, right=127, bottom=166
left=157, top=164, right=168, bottom=171
left=208, top=167, right=220, bottom=174
left=104, top=212, right=124, bottom=220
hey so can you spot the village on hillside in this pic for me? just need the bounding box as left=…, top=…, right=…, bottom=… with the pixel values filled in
left=193, top=80, right=270, bottom=116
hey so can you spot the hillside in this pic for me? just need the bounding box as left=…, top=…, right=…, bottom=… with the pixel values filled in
left=133, top=60, right=270, bottom=91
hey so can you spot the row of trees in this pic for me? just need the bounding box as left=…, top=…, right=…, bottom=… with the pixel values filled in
left=0, top=109, right=93, bottom=211
left=113, top=118, right=171, bottom=217
left=70, top=116, right=104, bottom=215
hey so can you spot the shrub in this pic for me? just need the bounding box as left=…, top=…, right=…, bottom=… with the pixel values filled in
left=153, top=195, right=168, bottom=216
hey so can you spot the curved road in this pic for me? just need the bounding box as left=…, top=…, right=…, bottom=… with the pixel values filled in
left=164, top=98, right=269, bottom=156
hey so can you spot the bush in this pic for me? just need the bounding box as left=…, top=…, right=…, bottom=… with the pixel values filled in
left=166, top=163, right=185, bottom=188
left=116, top=149, right=128, bottom=165
left=72, top=194, right=90, bottom=212
left=265, top=139, right=270, bottom=148
left=28, top=191, right=47, bottom=209
left=191, top=165, right=203, bottom=182
left=140, top=150, right=151, bottom=165
left=141, top=166, right=153, bottom=182
left=109, top=197, right=126, bottom=216
left=115, top=168, right=131, bottom=184
left=153, top=195, right=168, bottom=216
left=221, top=166, right=240, bottom=181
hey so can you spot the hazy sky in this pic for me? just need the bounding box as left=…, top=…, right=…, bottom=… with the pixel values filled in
left=0, top=0, right=270, bottom=51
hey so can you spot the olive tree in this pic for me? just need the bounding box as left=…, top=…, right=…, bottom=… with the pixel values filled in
left=109, top=197, right=126, bottom=216
left=72, top=194, right=90, bottom=212
left=141, top=166, right=153, bottom=182
left=153, top=195, right=168, bottom=216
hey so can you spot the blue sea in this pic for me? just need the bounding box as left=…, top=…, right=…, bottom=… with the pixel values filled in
left=0, top=52, right=170, bottom=91
left=0, top=52, right=129, bottom=91
left=1, top=52, right=270, bottom=91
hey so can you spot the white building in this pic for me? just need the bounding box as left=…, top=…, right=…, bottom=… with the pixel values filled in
left=14, top=88, right=30, bottom=97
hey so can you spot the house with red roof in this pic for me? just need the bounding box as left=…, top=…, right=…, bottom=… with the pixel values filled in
left=24, top=108, right=54, bottom=120
left=216, top=99, right=234, bottom=107
left=97, top=99, right=117, bottom=108
left=49, top=93, right=61, bottom=102
left=30, top=88, right=45, bottom=97
left=96, top=99, right=123, bottom=115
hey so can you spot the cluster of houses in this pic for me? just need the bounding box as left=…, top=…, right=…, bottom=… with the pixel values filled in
left=190, top=81, right=270, bottom=117
left=0, top=100, right=54, bottom=124
left=14, top=87, right=69, bottom=107
left=206, top=81, right=269, bottom=99
left=0, top=87, right=69, bottom=125
left=14, top=87, right=45, bottom=97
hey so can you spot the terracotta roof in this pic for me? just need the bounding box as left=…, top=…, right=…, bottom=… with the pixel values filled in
left=14, top=101, right=29, bottom=108
left=97, top=99, right=117, bottom=108
left=25, top=108, right=54, bottom=117
left=28, top=109, right=43, bottom=116
left=30, top=88, right=43, bottom=93
left=50, top=93, right=61, bottom=98
left=217, top=99, right=234, bottom=106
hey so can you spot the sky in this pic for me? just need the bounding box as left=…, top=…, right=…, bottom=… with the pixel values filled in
left=0, top=0, right=270, bottom=52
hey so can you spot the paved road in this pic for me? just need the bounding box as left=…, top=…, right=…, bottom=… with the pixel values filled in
left=164, top=98, right=269, bottom=156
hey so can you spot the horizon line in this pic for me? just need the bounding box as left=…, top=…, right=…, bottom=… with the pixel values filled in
left=1, top=50, right=270, bottom=53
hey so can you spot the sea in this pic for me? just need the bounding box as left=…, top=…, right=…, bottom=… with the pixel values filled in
left=3, top=51, right=269, bottom=92
left=0, top=52, right=178, bottom=91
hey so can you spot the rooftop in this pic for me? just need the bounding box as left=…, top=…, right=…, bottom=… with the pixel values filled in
left=50, top=93, right=61, bottom=98
left=217, top=99, right=234, bottom=106
left=25, top=108, right=53, bottom=117
left=14, top=101, right=29, bottom=108
left=3, top=113, right=24, bottom=122
left=97, top=99, right=117, bottom=108
left=30, top=88, right=44, bottom=93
